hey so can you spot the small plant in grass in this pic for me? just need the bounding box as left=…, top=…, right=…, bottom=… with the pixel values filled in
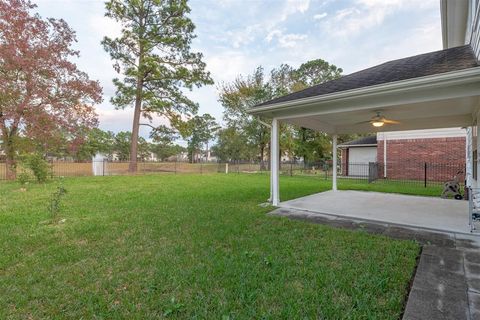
left=17, top=171, right=31, bottom=186
left=163, top=297, right=185, bottom=317
left=23, top=154, right=50, bottom=183
left=48, top=183, right=67, bottom=223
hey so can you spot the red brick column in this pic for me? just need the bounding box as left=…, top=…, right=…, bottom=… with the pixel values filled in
left=340, top=148, right=348, bottom=176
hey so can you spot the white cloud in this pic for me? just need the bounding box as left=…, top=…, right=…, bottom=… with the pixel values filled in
left=280, top=0, right=311, bottom=21
left=226, top=25, right=262, bottom=48
left=324, top=0, right=438, bottom=37
left=313, top=12, right=328, bottom=20
left=266, top=29, right=308, bottom=48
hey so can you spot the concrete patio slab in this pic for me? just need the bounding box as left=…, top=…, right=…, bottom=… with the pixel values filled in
left=280, top=190, right=471, bottom=234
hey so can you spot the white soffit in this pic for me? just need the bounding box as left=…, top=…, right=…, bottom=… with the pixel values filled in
left=280, top=95, right=479, bottom=134
left=377, top=128, right=466, bottom=141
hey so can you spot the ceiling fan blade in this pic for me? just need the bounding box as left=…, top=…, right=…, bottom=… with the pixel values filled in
left=355, top=120, right=373, bottom=125
left=383, top=119, right=400, bottom=124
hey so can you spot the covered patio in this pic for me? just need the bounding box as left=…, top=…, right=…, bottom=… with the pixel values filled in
left=280, top=190, right=469, bottom=234
left=249, top=45, right=480, bottom=234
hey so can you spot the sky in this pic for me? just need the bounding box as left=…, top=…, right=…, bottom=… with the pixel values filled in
left=34, top=0, right=442, bottom=141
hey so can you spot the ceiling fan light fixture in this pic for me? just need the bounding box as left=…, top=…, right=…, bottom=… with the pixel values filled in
left=372, top=120, right=384, bottom=127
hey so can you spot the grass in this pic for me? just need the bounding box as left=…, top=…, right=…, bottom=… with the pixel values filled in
left=0, top=174, right=420, bottom=319
left=333, top=177, right=441, bottom=197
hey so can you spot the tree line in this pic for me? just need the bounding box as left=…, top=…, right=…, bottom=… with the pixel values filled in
left=0, top=0, right=366, bottom=180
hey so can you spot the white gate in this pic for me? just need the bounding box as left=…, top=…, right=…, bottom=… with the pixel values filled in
left=92, top=154, right=107, bottom=176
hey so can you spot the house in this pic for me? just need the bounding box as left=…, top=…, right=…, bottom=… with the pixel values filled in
left=247, top=0, right=480, bottom=235
left=338, top=135, right=378, bottom=176
left=339, top=128, right=466, bottom=180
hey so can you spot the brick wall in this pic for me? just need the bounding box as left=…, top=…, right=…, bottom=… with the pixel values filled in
left=340, top=148, right=348, bottom=176
left=377, top=137, right=465, bottom=182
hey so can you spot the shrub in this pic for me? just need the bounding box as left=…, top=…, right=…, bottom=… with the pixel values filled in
left=48, top=184, right=67, bottom=222
left=23, top=154, right=50, bottom=183
left=17, top=172, right=31, bottom=186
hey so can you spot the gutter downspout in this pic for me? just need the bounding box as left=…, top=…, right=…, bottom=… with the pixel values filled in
left=332, top=134, right=338, bottom=191
left=383, top=133, right=387, bottom=178
left=257, top=118, right=272, bottom=129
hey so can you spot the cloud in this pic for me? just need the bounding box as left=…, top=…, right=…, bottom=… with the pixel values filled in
left=324, top=0, right=438, bottom=37
left=313, top=12, right=328, bottom=20
left=226, top=24, right=263, bottom=48
left=280, top=0, right=311, bottom=21
left=266, top=29, right=308, bottom=48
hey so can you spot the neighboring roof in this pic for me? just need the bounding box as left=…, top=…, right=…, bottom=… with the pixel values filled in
left=338, top=136, right=377, bottom=148
left=255, top=45, right=479, bottom=108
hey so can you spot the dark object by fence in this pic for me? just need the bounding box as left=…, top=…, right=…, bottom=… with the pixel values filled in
left=424, top=162, right=427, bottom=188
left=368, top=162, right=379, bottom=183
left=441, top=170, right=464, bottom=200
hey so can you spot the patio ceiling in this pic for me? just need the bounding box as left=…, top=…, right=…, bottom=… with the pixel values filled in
left=282, top=95, right=478, bottom=134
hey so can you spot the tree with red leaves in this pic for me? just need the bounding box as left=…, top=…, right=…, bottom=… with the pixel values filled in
left=0, top=0, right=102, bottom=179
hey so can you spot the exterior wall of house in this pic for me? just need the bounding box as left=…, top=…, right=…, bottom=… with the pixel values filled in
left=467, top=0, right=480, bottom=58
left=377, top=136, right=466, bottom=181
left=442, top=0, right=479, bottom=58
left=340, top=129, right=468, bottom=180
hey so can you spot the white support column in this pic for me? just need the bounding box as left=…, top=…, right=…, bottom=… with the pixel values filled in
left=477, top=113, right=480, bottom=189
left=332, top=134, right=338, bottom=191
left=271, top=118, right=280, bottom=205
left=466, top=127, right=473, bottom=188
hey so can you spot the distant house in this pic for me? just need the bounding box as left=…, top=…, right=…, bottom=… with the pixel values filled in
left=338, top=136, right=378, bottom=176
left=339, top=128, right=466, bottom=180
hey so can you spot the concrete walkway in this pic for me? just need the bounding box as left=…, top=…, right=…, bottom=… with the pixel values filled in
left=280, top=190, right=470, bottom=234
left=269, top=207, right=480, bottom=319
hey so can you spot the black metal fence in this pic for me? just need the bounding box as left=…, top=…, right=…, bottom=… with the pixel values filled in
left=205, top=160, right=465, bottom=188
left=338, top=161, right=465, bottom=187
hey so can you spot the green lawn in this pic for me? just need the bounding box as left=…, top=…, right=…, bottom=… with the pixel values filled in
left=0, top=174, right=419, bottom=319
left=328, top=176, right=441, bottom=197
left=259, top=171, right=442, bottom=197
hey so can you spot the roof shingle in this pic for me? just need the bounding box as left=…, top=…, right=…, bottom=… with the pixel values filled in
left=256, top=45, right=479, bottom=108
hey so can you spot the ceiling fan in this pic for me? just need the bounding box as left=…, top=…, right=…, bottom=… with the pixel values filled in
left=358, top=111, right=400, bottom=128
